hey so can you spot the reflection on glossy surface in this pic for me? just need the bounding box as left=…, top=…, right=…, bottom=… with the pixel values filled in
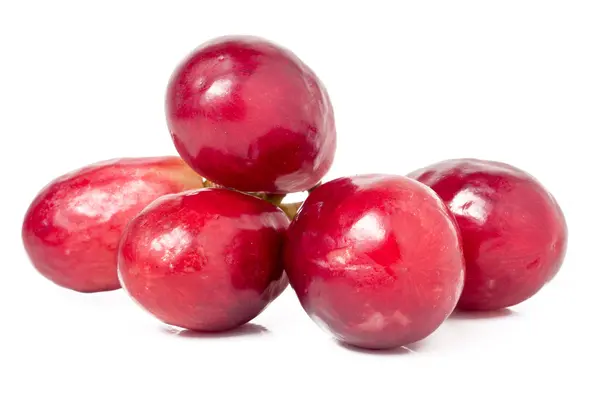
left=21, top=157, right=204, bottom=292
left=449, top=308, right=517, bottom=320
left=409, top=158, right=568, bottom=311
left=337, top=340, right=421, bottom=356
left=348, top=212, right=387, bottom=243
left=118, top=188, right=289, bottom=332
left=285, top=174, right=465, bottom=349
left=203, top=78, right=233, bottom=101
left=162, top=323, right=269, bottom=338
left=166, top=35, right=336, bottom=193
left=448, top=189, right=490, bottom=225
left=150, top=227, right=192, bottom=264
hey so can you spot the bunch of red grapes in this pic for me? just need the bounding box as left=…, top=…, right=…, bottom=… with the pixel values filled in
left=22, top=36, right=567, bottom=350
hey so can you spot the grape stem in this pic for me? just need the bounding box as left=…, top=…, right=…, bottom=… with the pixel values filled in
left=278, top=202, right=303, bottom=220
left=202, top=179, right=304, bottom=219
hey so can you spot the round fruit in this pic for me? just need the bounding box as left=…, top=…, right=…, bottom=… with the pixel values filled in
left=118, top=188, right=289, bottom=332
left=285, top=175, right=465, bottom=349
left=409, top=159, right=567, bottom=311
left=22, top=157, right=204, bottom=293
left=166, top=35, right=336, bottom=194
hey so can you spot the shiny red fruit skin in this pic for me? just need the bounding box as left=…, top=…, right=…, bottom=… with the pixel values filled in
left=285, top=175, right=465, bottom=349
left=22, top=157, right=204, bottom=293
left=409, top=159, right=568, bottom=311
left=118, top=188, right=289, bottom=332
left=166, top=35, right=336, bottom=194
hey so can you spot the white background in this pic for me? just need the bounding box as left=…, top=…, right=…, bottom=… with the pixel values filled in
left=1, top=1, right=599, bottom=398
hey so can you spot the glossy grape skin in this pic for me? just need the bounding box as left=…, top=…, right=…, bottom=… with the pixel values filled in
left=285, top=175, right=465, bottom=349
left=118, top=188, right=289, bottom=332
left=409, top=159, right=568, bottom=311
left=22, top=157, right=204, bottom=293
left=166, top=35, right=336, bottom=194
